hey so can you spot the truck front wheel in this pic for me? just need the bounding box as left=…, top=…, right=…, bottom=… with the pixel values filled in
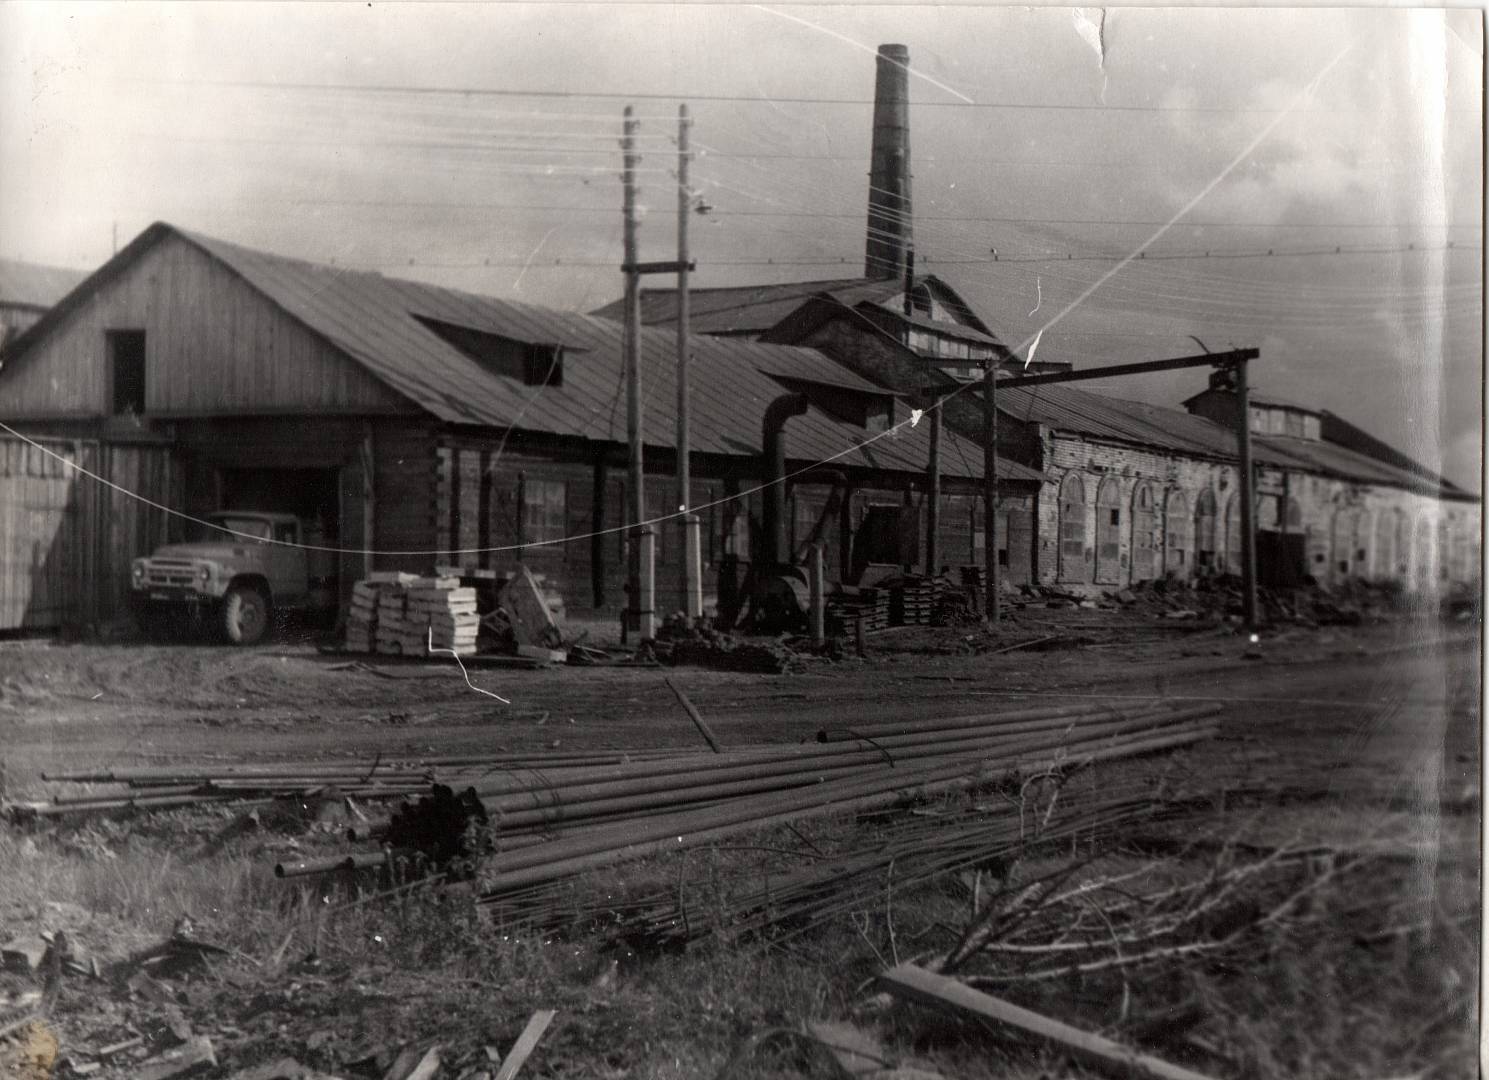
left=221, top=584, right=271, bottom=645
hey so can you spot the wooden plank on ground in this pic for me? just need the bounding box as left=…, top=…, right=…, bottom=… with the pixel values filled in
left=493, top=1009, right=556, bottom=1080
left=876, top=965, right=1215, bottom=1080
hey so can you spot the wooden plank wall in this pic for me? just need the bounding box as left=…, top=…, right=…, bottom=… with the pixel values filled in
left=2, top=233, right=409, bottom=419
left=373, top=422, right=438, bottom=576
left=0, top=437, right=80, bottom=628
left=0, top=435, right=176, bottom=631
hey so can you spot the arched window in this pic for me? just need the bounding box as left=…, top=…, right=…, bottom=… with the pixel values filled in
left=1395, top=510, right=1410, bottom=577
left=1415, top=516, right=1433, bottom=589
left=1130, top=482, right=1158, bottom=583
left=1194, top=489, right=1218, bottom=571
left=1164, top=490, right=1191, bottom=577
left=1331, top=508, right=1358, bottom=582
left=1095, top=477, right=1123, bottom=584
left=1351, top=510, right=1372, bottom=577
left=1223, top=493, right=1243, bottom=574
left=1373, top=511, right=1394, bottom=580
left=1058, top=473, right=1089, bottom=583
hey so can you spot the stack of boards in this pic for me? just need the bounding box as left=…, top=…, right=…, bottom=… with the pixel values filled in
left=344, top=572, right=481, bottom=656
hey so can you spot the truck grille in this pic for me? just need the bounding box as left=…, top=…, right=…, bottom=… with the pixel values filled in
left=141, top=560, right=197, bottom=587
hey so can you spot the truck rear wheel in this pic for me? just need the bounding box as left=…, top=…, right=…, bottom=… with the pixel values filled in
left=221, top=584, right=270, bottom=645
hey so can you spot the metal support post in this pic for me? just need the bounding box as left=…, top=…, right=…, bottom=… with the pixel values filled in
left=983, top=359, right=1000, bottom=622
left=810, top=542, right=826, bottom=646
left=926, top=394, right=941, bottom=576
left=1236, top=357, right=1259, bottom=629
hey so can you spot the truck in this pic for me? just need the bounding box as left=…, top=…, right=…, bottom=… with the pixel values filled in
left=130, top=511, right=338, bottom=645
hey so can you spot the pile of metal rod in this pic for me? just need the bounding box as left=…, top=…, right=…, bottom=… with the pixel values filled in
left=404, top=699, right=1214, bottom=902
left=586, top=775, right=1183, bottom=949
left=19, top=748, right=694, bottom=821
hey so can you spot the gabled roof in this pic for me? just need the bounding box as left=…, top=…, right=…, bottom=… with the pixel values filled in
left=1182, top=385, right=1322, bottom=415
left=997, top=381, right=1473, bottom=500
left=1181, top=384, right=1462, bottom=492
left=0, top=258, right=89, bottom=312
left=1, top=223, right=1040, bottom=485
left=589, top=274, right=996, bottom=338
left=861, top=304, right=1005, bottom=349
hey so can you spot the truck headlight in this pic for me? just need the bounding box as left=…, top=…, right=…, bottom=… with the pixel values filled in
left=132, top=562, right=145, bottom=582
left=198, top=565, right=211, bottom=582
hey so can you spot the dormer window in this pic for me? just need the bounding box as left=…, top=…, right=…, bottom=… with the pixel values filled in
left=414, top=315, right=568, bottom=387
left=909, top=284, right=934, bottom=317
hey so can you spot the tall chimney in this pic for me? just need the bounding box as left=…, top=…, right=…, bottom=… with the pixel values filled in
left=865, top=43, right=912, bottom=281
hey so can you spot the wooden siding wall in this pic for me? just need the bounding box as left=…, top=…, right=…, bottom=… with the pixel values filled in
left=1, top=234, right=410, bottom=418
left=373, top=423, right=439, bottom=577
left=0, top=435, right=176, bottom=630
left=425, top=433, right=1006, bottom=613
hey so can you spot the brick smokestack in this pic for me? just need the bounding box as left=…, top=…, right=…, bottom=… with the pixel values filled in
left=864, top=43, right=912, bottom=281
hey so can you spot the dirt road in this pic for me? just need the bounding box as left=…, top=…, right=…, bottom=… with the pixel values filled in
left=3, top=622, right=1477, bottom=840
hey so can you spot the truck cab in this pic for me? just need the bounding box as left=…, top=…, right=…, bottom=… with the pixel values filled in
left=130, top=511, right=337, bottom=644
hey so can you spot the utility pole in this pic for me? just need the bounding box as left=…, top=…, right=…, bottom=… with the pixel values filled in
left=676, top=103, right=703, bottom=621
left=622, top=106, right=656, bottom=642
left=926, top=397, right=941, bottom=576
left=983, top=357, right=1000, bottom=622
left=1235, top=356, right=1259, bottom=629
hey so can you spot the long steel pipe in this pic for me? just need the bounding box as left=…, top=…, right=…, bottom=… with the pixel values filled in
left=477, top=722, right=1217, bottom=895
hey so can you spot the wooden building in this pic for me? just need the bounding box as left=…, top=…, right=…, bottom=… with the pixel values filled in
left=0, top=258, right=87, bottom=352
left=0, top=222, right=1041, bottom=631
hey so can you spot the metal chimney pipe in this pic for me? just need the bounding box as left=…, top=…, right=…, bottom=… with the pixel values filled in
left=761, top=393, right=810, bottom=565
left=865, top=43, right=912, bottom=281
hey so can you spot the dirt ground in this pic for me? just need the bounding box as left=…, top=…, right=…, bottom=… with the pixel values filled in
left=0, top=611, right=1479, bottom=1078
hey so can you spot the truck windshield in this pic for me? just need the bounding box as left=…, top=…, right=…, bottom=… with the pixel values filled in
left=188, top=517, right=274, bottom=542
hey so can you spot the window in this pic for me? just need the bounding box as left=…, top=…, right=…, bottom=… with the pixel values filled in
left=523, top=344, right=564, bottom=386
left=274, top=522, right=297, bottom=545
left=108, top=330, right=146, bottom=414
left=522, top=478, right=567, bottom=543
left=1058, top=472, right=1088, bottom=582
left=1194, top=489, right=1217, bottom=568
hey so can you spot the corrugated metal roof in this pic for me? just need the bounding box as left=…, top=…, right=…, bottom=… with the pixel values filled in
left=997, top=380, right=1467, bottom=497
left=861, top=303, right=1005, bottom=348
left=0, top=258, right=88, bottom=311
left=177, top=227, right=1038, bottom=484
left=591, top=277, right=904, bottom=334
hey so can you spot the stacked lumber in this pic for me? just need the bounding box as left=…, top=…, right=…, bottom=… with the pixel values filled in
left=826, top=585, right=889, bottom=635
left=404, top=579, right=480, bottom=655
left=374, top=584, right=422, bottom=655
left=343, top=573, right=419, bottom=653
left=345, top=582, right=379, bottom=653
left=890, top=577, right=936, bottom=626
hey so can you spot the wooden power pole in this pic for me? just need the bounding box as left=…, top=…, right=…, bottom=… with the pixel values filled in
left=676, top=104, right=703, bottom=621
left=622, top=106, right=656, bottom=641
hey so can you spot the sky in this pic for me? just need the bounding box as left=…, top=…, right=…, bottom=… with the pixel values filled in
left=0, top=2, right=1481, bottom=489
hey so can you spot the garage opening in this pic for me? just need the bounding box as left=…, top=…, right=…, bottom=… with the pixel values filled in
left=218, top=468, right=341, bottom=545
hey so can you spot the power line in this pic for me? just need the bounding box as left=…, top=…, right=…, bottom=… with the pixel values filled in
left=136, top=76, right=1442, bottom=115
left=235, top=192, right=1482, bottom=235
left=313, top=240, right=1480, bottom=272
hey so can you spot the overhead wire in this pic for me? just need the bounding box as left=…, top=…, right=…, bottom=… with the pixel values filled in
left=23, top=30, right=1475, bottom=559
